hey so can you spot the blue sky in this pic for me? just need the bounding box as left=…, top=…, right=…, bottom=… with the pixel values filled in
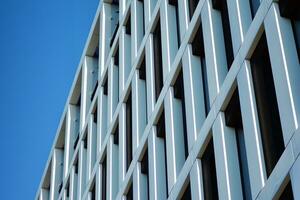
left=0, top=0, right=99, bottom=199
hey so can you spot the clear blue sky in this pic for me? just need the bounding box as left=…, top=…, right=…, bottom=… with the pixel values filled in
left=0, top=0, right=99, bottom=199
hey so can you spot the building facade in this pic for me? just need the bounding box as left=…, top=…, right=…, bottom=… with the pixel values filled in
left=36, top=0, right=300, bottom=199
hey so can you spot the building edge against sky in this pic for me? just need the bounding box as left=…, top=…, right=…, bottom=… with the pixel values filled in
left=36, top=0, right=300, bottom=199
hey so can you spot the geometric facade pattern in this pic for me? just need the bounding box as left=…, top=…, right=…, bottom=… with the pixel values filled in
left=36, top=0, right=300, bottom=199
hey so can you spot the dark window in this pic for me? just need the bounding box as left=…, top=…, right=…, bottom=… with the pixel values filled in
left=114, top=49, right=120, bottom=103
left=249, top=0, right=260, bottom=18
left=125, top=14, right=131, bottom=35
left=291, top=21, right=300, bottom=61
left=141, top=149, right=149, bottom=200
left=212, top=0, right=234, bottom=69
left=173, top=69, right=188, bottom=158
left=114, top=49, right=119, bottom=67
left=66, top=182, right=70, bottom=198
left=93, top=46, right=99, bottom=58
left=112, top=0, right=119, bottom=4
left=180, top=182, right=192, bottom=200
left=126, top=184, right=133, bottom=200
left=103, top=77, right=108, bottom=96
left=153, top=20, right=164, bottom=101
left=279, top=180, right=294, bottom=200
left=93, top=106, right=98, bottom=124
left=250, top=33, right=285, bottom=177
left=126, top=93, right=133, bottom=171
left=114, top=125, right=119, bottom=145
left=188, top=0, right=199, bottom=20
left=156, top=111, right=168, bottom=197
left=74, top=160, right=79, bottom=174
left=139, top=57, right=146, bottom=81
left=279, top=0, right=300, bottom=62
left=169, top=0, right=181, bottom=46
left=101, top=156, right=107, bottom=200
left=225, top=89, right=252, bottom=200
left=201, top=139, right=219, bottom=200
left=91, top=184, right=96, bottom=200
left=191, top=24, right=210, bottom=115
left=279, top=0, right=300, bottom=19
left=84, top=135, right=88, bottom=149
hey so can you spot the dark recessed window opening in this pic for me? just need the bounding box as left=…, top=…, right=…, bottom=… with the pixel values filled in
left=126, top=184, right=133, bottom=200
left=156, top=111, right=169, bottom=196
left=279, top=179, right=294, bottom=200
left=74, top=159, right=79, bottom=174
left=250, top=33, right=285, bottom=177
left=180, top=182, right=192, bottom=200
left=212, top=0, right=234, bottom=69
left=75, top=94, right=81, bottom=129
left=153, top=20, right=164, bottom=101
left=201, top=139, right=219, bottom=200
left=101, top=156, right=107, bottom=200
left=66, top=182, right=70, bottom=198
left=114, top=49, right=120, bottom=103
left=169, top=0, right=181, bottom=47
left=91, top=183, right=96, bottom=200
left=279, top=0, right=300, bottom=20
left=139, top=57, right=146, bottom=81
left=114, top=125, right=119, bottom=145
left=141, top=149, right=149, bottom=200
left=249, top=0, right=260, bottom=18
left=103, top=77, right=108, bottom=96
left=173, top=69, right=188, bottom=159
left=188, top=0, right=199, bottom=20
left=114, top=49, right=119, bottom=67
left=225, top=89, right=252, bottom=200
left=191, top=24, right=210, bottom=115
left=126, top=92, right=133, bottom=171
left=93, top=46, right=99, bottom=58
left=291, top=21, right=300, bottom=61
left=76, top=95, right=81, bottom=107
left=93, top=106, right=98, bottom=124
left=125, top=14, right=131, bottom=35
left=279, top=0, right=300, bottom=62
left=84, top=135, right=88, bottom=149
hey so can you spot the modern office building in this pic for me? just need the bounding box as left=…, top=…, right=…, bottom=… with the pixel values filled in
left=36, top=0, right=300, bottom=199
